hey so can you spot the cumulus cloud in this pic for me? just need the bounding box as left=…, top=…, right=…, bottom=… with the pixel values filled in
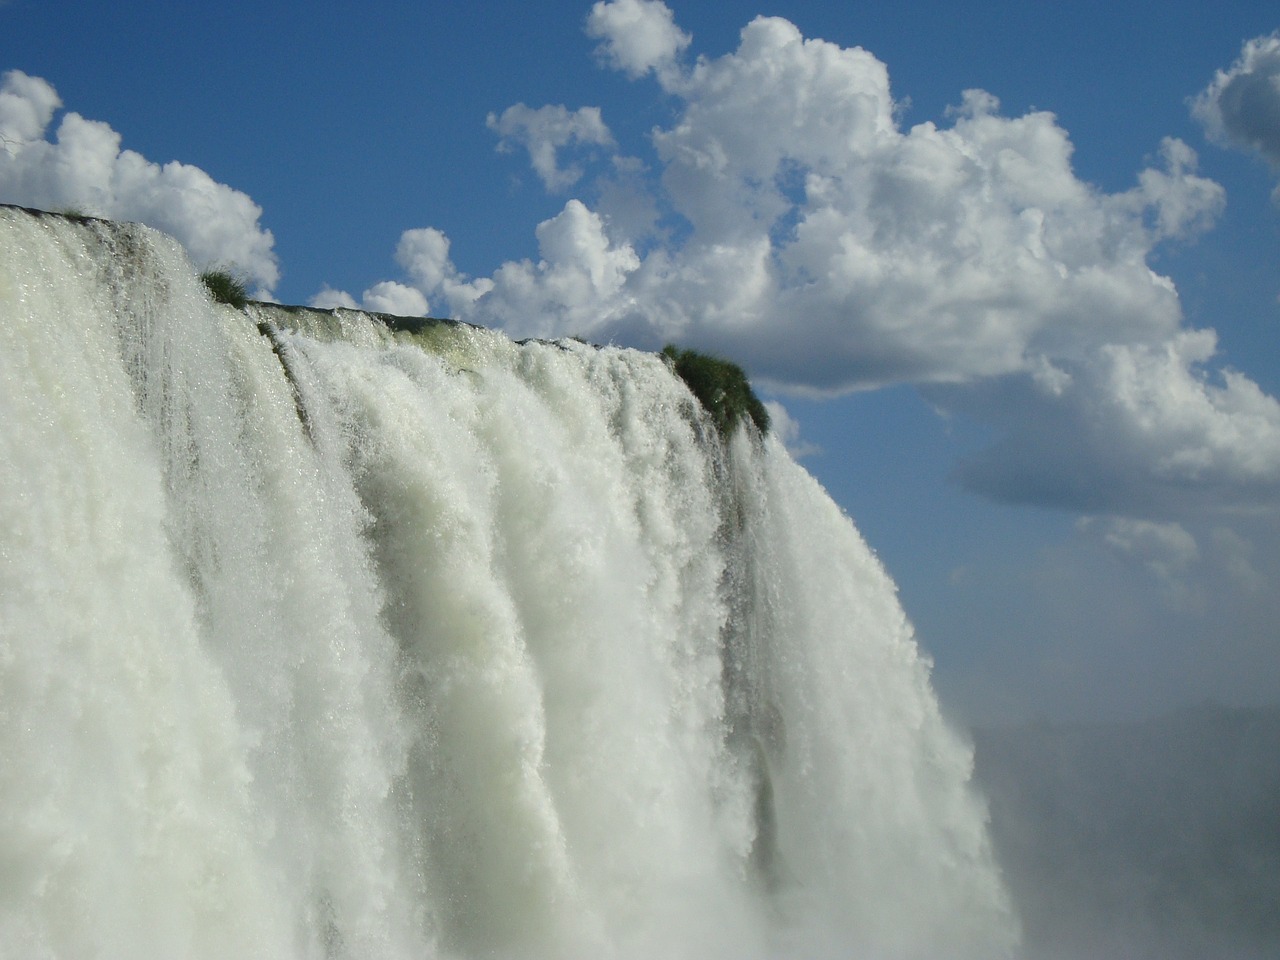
left=308, top=278, right=431, bottom=317
left=418, top=199, right=641, bottom=337
left=319, top=6, right=1280, bottom=518
left=1192, top=32, right=1280, bottom=174
left=313, top=224, right=499, bottom=317
left=487, top=103, right=614, bottom=192
left=943, top=329, right=1280, bottom=516
left=764, top=400, right=821, bottom=459
left=401, top=15, right=1226, bottom=387
left=0, top=69, right=59, bottom=145
left=359, top=281, right=430, bottom=317
left=395, top=226, right=492, bottom=312
left=309, top=286, right=361, bottom=310
left=585, top=0, right=690, bottom=80
left=0, top=70, right=279, bottom=291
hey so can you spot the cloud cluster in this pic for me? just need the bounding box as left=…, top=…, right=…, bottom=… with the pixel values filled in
left=0, top=70, right=278, bottom=291
left=324, top=1, right=1279, bottom=520
left=1192, top=31, right=1280, bottom=199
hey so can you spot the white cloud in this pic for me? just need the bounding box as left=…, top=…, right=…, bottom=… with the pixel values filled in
left=0, top=70, right=59, bottom=145
left=1126, top=137, right=1227, bottom=240
left=586, top=0, right=690, bottom=80
left=395, top=227, right=492, bottom=310
left=359, top=281, right=429, bottom=317
left=309, top=286, right=361, bottom=310
left=432, top=199, right=640, bottom=339
left=396, top=227, right=459, bottom=291
left=405, top=16, right=1226, bottom=391
left=308, top=277, right=432, bottom=317
left=1192, top=32, right=1280, bottom=168
left=652, top=16, right=898, bottom=239
left=764, top=400, right=821, bottom=458
left=487, top=103, right=614, bottom=192
left=323, top=8, right=1280, bottom=519
left=1097, top=334, right=1280, bottom=487
left=332, top=207, right=639, bottom=330
left=0, top=70, right=279, bottom=291
left=946, top=330, right=1280, bottom=515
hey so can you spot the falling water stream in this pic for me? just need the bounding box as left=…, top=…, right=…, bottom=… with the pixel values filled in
left=0, top=205, right=1017, bottom=959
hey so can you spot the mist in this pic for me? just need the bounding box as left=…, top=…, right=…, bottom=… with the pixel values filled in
left=973, top=703, right=1280, bottom=959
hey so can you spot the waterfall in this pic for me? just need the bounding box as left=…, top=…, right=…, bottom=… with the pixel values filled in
left=0, top=205, right=1018, bottom=959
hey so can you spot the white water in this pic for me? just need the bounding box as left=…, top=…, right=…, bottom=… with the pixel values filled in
left=0, top=206, right=1017, bottom=959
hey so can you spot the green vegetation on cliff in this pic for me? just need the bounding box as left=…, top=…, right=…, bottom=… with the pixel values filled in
left=661, top=345, right=770, bottom=438
left=200, top=268, right=250, bottom=309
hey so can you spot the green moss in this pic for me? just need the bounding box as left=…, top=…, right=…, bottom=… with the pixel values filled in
left=200, top=268, right=250, bottom=309
left=662, top=344, right=770, bottom=438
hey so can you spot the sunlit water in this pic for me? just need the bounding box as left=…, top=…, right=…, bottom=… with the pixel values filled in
left=0, top=205, right=1017, bottom=959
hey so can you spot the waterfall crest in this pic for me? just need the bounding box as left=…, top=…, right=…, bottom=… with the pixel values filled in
left=0, top=206, right=1017, bottom=959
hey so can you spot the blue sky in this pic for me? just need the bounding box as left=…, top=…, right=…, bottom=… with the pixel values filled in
left=3, top=0, right=1278, bottom=725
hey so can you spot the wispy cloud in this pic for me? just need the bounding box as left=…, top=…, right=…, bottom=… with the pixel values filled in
left=487, top=103, right=614, bottom=192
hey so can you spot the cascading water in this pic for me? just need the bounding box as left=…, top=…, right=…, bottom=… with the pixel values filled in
left=0, top=204, right=1018, bottom=959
